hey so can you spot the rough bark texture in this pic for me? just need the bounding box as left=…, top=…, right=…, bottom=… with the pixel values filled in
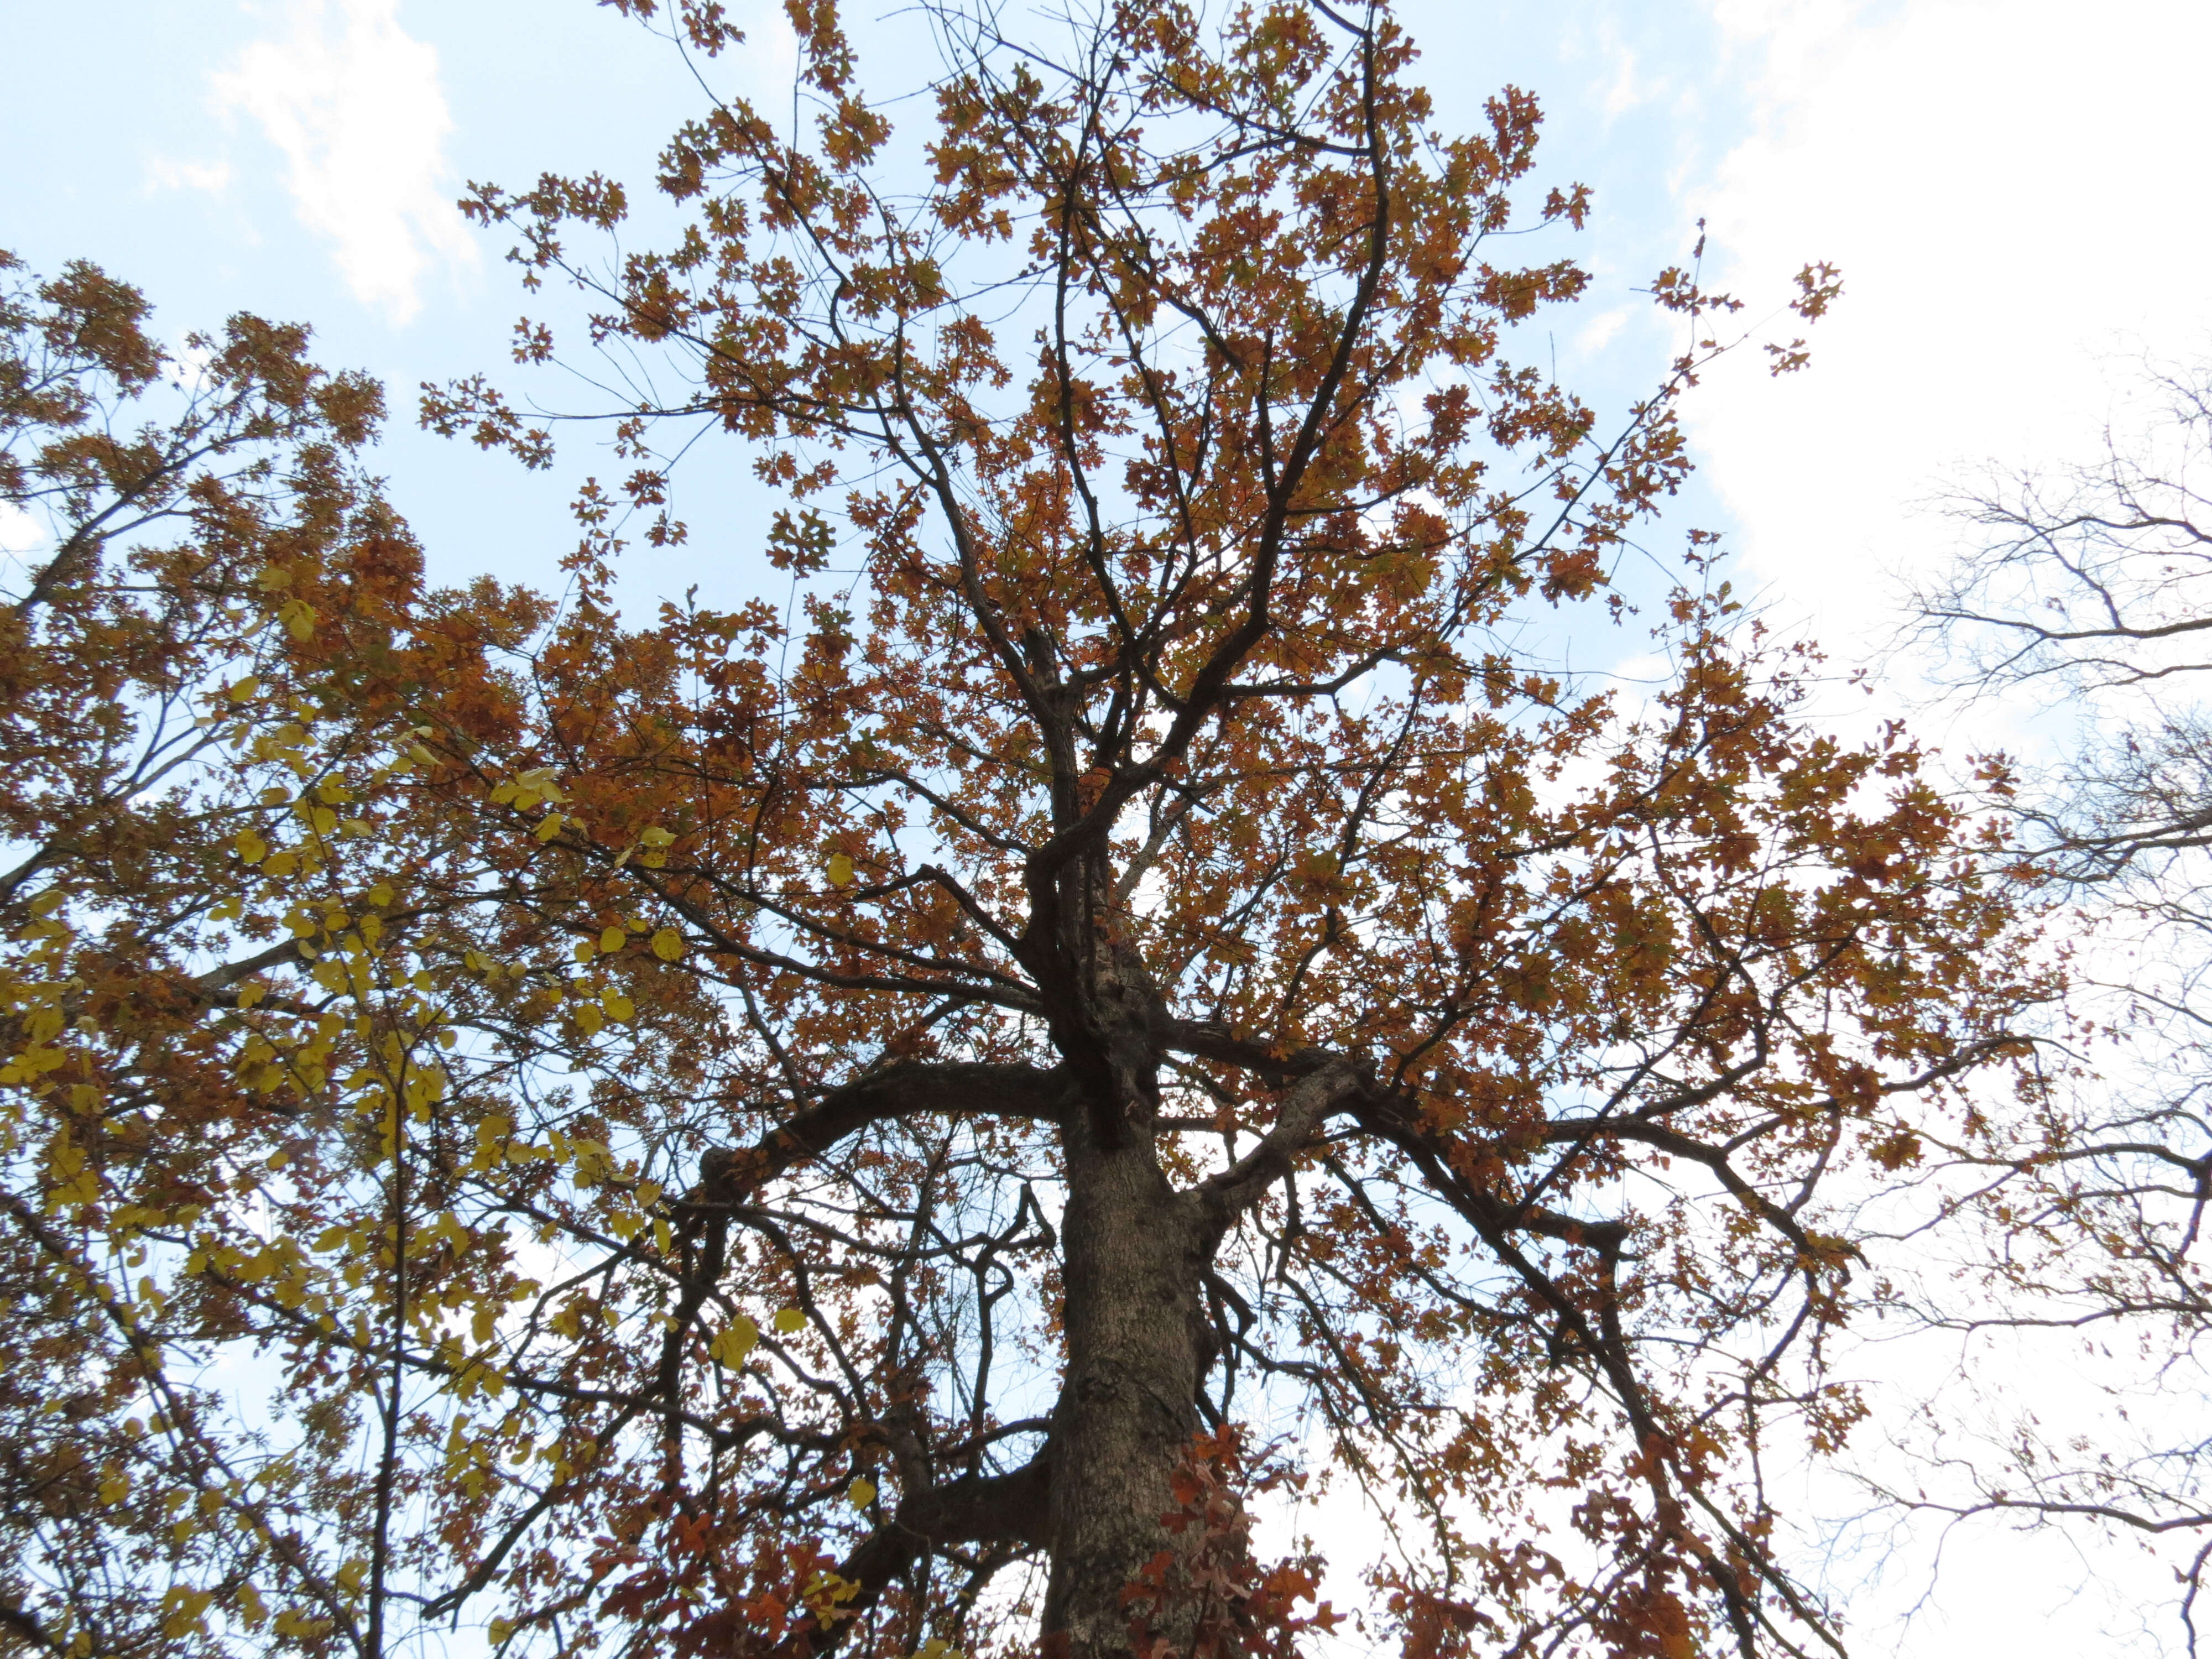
left=1044, top=1105, right=1206, bottom=1659
left=1021, top=919, right=1201, bottom=1659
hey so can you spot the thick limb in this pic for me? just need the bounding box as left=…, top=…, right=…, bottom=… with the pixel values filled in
left=767, top=1456, right=1053, bottom=1658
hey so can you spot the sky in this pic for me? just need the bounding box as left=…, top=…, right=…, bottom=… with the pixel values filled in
left=4, top=0, right=2209, bottom=1651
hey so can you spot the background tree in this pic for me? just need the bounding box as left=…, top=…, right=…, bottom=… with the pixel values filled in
left=0, top=249, right=502, bottom=1657
left=1896, top=355, right=2212, bottom=1637
left=1, top=5, right=2043, bottom=1659
left=1917, top=354, right=2212, bottom=885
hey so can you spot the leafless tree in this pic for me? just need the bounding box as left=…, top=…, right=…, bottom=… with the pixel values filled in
left=1898, top=354, right=2212, bottom=1649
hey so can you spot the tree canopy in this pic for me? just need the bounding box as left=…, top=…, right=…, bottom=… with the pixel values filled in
left=0, top=6, right=2048, bottom=1659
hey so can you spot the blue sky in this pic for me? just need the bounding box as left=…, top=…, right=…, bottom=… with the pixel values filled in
left=0, top=1, right=1820, bottom=608
left=15, top=0, right=2201, bottom=650
left=5, top=1, right=2209, bottom=1651
left=11, top=0, right=2203, bottom=664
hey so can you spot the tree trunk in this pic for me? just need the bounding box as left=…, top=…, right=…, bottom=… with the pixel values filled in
left=1043, top=1107, right=1207, bottom=1659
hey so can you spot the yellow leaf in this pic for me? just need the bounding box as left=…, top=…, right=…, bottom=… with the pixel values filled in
left=639, top=826, right=675, bottom=847
left=651, top=928, right=685, bottom=962
left=603, top=991, right=635, bottom=1022
left=709, top=1317, right=759, bottom=1367
left=599, top=925, right=627, bottom=953
left=235, top=830, right=268, bottom=864
left=534, top=812, right=564, bottom=842
left=848, top=1476, right=877, bottom=1509
left=773, top=1307, right=806, bottom=1334
left=827, top=852, right=855, bottom=887
left=515, top=766, right=565, bottom=804
left=228, top=676, right=260, bottom=702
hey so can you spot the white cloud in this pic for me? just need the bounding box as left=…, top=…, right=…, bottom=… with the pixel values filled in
left=0, top=500, right=43, bottom=560
left=1678, top=0, right=2212, bottom=662
left=1573, top=303, right=1632, bottom=358
left=1671, top=9, right=2212, bottom=1648
left=213, top=0, right=475, bottom=326
left=145, top=156, right=234, bottom=194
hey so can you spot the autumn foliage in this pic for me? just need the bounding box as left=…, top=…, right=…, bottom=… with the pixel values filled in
left=0, top=5, right=2048, bottom=1659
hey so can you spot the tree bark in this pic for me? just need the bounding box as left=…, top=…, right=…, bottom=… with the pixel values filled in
left=1043, top=1100, right=1207, bottom=1659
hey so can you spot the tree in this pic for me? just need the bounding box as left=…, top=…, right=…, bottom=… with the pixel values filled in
left=1, top=6, right=2041, bottom=1659
left=1897, top=355, right=2212, bottom=1637
left=0, top=251, right=465, bottom=1656
left=1917, top=355, right=2212, bottom=888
